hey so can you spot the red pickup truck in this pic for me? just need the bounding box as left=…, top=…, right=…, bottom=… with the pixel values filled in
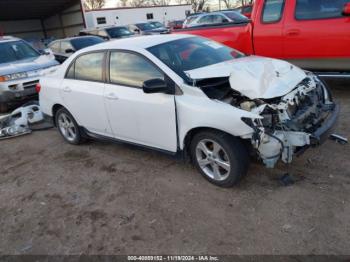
left=175, top=0, right=350, bottom=75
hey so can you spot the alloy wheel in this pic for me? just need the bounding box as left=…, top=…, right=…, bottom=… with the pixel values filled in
left=57, top=112, right=77, bottom=142
left=195, top=139, right=231, bottom=181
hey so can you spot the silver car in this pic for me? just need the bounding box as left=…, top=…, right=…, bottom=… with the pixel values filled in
left=183, top=11, right=248, bottom=28
left=0, top=36, right=59, bottom=112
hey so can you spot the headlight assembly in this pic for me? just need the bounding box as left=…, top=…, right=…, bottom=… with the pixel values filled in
left=0, top=72, right=28, bottom=82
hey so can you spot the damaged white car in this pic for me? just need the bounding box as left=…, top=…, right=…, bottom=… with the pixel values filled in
left=39, top=35, right=339, bottom=187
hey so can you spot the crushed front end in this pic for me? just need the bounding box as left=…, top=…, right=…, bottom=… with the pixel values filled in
left=244, top=74, right=339, bottom=167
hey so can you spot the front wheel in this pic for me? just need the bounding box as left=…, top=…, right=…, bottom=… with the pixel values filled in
left=55, top=107, right=85, bottom=145
left=190, top=130, right=249, bottom=187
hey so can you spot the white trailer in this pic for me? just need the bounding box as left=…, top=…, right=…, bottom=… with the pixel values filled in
left=84, top=5, right=192, bottom=28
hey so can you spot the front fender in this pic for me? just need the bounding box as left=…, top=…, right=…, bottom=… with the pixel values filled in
left=175, top=94, right=261, bottom=150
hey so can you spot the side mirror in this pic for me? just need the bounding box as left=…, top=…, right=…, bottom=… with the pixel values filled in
left=134, top=29, right=140, bottom=33
left=222, top=18, right=229, bottom=23
left=65, top=48, right=75, bottom=54
left=342, top=2, right=350, bottom=16
left=142, top=78, right=173, bottom=94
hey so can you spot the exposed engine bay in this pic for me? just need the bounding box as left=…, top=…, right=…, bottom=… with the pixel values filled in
left=196, top=73, right=338, bottom=168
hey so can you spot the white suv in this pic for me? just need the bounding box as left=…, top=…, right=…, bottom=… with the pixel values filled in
left=0, top=36, right=58, bottom=112
left=39, top=34, right=338, bottom=187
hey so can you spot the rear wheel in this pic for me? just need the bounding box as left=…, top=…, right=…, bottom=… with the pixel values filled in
left=55, top=107, right=84, bottom=145
left=190, top=130, right=249, bottom=187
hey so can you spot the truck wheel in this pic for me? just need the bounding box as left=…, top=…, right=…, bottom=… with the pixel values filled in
left=190, top=130, right=249, bottom=187
left=55, top=107, right=85, bottom=145
left=0, top=103, right=8, bottom=113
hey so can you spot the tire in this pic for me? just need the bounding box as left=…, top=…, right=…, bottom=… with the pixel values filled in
left=55, top=107, right=85, bottom=145
left=190, top=130, right=249, bottom=187
left=0, top=103, right=8, bottom=113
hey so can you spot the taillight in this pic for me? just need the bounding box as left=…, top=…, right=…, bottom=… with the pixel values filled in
left=35, top=83, right=41, bottom=93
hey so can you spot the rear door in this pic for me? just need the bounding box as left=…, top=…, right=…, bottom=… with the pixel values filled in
left=283, top=0, right=350, bottom=71
left=253, top=0, right=286, bottom=58
left=61, top=51, right=112, bottom=136
left=104, top=50, right=177, bottom=152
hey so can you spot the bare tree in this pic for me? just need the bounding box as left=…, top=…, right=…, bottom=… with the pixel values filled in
left=221, top=0, right=233, bottom=8
left=83, top=0, right=105, bottom=10
left=175, top=0, right=208, bottom=12
left=129, top=0, right=150, bottom=7
left=150, top=0, right=171, bottom=5
left=119, top=0, right=129, bottom=7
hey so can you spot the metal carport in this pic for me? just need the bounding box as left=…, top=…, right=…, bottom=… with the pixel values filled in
left=0, top=0, right=85, bottom=40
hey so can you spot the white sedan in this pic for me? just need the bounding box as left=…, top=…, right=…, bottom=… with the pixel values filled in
left=39, top=34, right=338, bottom=187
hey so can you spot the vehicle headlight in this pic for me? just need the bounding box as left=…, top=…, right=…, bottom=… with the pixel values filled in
left=0, top=72, right=28, bottom=82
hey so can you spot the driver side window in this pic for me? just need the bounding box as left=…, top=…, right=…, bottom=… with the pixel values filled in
left=109, top=51, right=164, bottom=88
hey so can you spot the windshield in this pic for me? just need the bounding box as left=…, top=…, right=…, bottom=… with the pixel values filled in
left=71, top=37, right=104, bottom=50
left=106, top=27, right=134, bottom=38
left=223, top=11, right=249, bottom=21
left=136, top=23, right=155, bottom=31
left=0, top=40, right=39, bottom=64
left=151, top=22, right=164, bottom=28
left=147, top=37, right=244, bottom=80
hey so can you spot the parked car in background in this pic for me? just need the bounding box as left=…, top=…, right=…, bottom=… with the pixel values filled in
left=149, top=21, right=166, bottom=29
left=233, top=5, right=253, bottom=18
left=0, top=36, right=58, bottom=112
left=48, top=36, right=105, bottom=63
left=176, top=0, right=350, bottom=75
left=39, top=34, right=338, bottom=187
left=167, top=20, right=184, bottom=30
left=79, top=26, right=134, bottom=40
left=128, top=23, right=169, bottom=35
left=182, top=11, right=248, bottom=28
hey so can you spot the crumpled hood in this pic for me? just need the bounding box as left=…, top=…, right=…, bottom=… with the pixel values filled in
left=185, top=56, right=306, bottom=99
left=0, top=55, right=58, bottom=76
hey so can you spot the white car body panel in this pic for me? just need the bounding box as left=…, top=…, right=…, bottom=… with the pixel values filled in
left=61, top=79, right=111, bottom=136
left=185, top=56, right=306, bottom=99
left=39, top=34, right=337, bottom=169
left=175, top=84, right=260, bottom=150
left=104, top=82, right=177, bottom=151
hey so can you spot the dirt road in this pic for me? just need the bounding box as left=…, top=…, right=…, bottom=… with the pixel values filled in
left=0, top=82, right=349, bottom=255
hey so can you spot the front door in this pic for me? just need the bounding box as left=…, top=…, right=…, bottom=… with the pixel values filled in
left=104, top=51, right=177, bottom=152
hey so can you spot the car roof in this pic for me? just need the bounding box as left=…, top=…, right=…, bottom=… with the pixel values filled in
left=81, top=25, right=128, bottom=32
left=0, top=36, right=22, bottom=43
left=49, top=35, right=101, bottom=44
left=79, top=34, right=191, bottom=52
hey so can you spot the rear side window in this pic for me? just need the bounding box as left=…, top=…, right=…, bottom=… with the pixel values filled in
left=262, top=0, right=285, bottom=23
left=67, top=52, right=104, bottom=82
left=198, top=15, right=213, bottom=24
left=109, top=51, right=164, bottom=88
left=295, top=0, right=348, bottom=20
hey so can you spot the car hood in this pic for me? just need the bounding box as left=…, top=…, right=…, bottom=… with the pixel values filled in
left=185, top=56, right=306, bottom=99
left=0, top=55, right=58, bottom=76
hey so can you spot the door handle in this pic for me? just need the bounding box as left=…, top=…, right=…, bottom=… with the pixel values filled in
left=105, top=93, right=119, bottom=100
left=63, top=86, right=72, bottom=92
left=286, top=29, right=300, bottom=36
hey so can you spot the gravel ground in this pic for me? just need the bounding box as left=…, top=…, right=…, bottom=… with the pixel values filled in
left=0, top=80, right=349, bottom=255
